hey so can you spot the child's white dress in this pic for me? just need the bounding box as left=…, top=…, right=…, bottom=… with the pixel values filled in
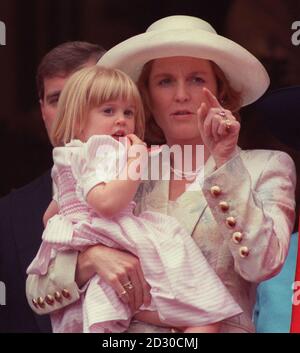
left=27, top=135, right=242, bottom=332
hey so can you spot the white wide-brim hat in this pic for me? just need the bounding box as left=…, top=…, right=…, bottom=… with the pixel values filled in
left=98, top=15, right=270, bottom=107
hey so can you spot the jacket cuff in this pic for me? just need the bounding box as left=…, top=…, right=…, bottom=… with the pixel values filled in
left=26, top=251, right=80, bottom=315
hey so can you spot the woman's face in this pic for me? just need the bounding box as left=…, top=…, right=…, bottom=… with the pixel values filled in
left=148, top=56, right=218, bottom=144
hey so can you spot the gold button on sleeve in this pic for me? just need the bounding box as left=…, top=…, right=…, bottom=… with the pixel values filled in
left=239, top=246, right=249, bottom=258
left=32, top=298, right=39, bottom=309
left=62, top=289, right=71, bottom=299
left=54, top=291, right=62, bottom=302
left=210, top=185, right=221, bottom=197
left=232, top=231, right=243, bottom=244
left=219, top=201, right=229, bottom=212
left=226, top=216, right=236, bottom=228
left=45, top=294, right=55, bottom=306
left=37, top=297, right=45, bottom=308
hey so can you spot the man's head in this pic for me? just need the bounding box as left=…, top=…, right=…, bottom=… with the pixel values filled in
left=37, top=41, right=105, bottom=139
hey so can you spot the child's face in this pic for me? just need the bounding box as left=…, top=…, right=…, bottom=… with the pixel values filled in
left=81, top=99, right=136, bottom=141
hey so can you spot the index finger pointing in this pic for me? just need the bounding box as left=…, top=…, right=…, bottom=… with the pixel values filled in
left=197, top=102, right=208, bottom=127
left=203, top=87, right=222, bottom=109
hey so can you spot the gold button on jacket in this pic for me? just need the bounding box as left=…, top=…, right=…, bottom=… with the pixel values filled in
left=232, top=232, right=243, bottom=244
left=219, top=201, right=229, bottom=212
left=62, top=289, right=71, bottom=299
left=45, top=294, right=55, bottom=306
left=37, top=297, right=45, bottom=308
left=226, top=216, right=236, bottom=228
left=210, top=185, right=221, bottom=196
left=54, top=291, right=62, bottom=302
left=239, top=246, right=249, bottom=258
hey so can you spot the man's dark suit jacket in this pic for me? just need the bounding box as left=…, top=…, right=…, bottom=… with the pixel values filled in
left=0, top=170, right=52, bottom=332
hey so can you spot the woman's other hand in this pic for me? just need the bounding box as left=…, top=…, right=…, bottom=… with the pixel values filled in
left=197, top=87, right=240, bottom=168
left=76, top=244, right=151, bottom=313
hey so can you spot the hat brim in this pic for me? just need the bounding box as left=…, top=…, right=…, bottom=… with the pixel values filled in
left=98, top=28, right=270, bottom=107
left=253, top=86, right=300, bottom=149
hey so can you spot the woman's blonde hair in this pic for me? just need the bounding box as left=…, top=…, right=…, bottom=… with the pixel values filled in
left=137, top=60, right=242, bottom=145
left=51, top=66, right=145, bottom=146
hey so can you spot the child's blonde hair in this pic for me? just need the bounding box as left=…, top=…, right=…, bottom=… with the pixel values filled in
left=51, top=66, right=145, bottom=146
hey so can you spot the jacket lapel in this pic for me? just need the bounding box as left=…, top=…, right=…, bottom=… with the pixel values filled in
left=181, top=154, right=217, bottom=234
left=142, top=179, right=169, bottom=215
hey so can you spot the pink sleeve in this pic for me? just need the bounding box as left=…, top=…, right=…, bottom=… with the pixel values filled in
left=50, top=165, right=59, bottom=203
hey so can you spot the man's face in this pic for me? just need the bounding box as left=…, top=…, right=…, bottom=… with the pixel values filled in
left=40, top=59, right=97, bottom=144
left=40, top=75, right=69, bottom=140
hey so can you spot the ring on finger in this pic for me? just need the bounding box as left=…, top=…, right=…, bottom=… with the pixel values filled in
left=217, top=110, right=226, bottom=118
left=224, top=119, right=232, bottom=131
left=123, top=281, right=134, bottom=291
